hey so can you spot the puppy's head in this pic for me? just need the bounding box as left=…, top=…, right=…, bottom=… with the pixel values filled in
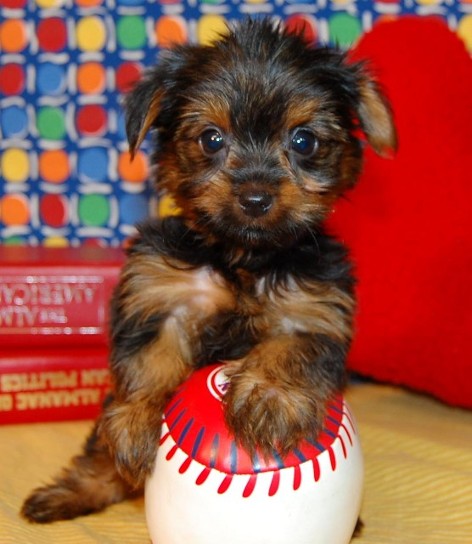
left=126, top=18, right=396, bottom=249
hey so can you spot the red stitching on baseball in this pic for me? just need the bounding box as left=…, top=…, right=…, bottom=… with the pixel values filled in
left=268, top=471, right=280, bottom=496
left=166, top=443, right=179, bottom=461
left=339, top=435, right=347, bottom=459
left=340, top=422, right=353, bottom=446
left=159, top=431, right=170, bottom=446
left=179, top=456, right=192, bottom=474
left=312, top=455, right=321, bottom=482
left=243, top=474, right=257, bottom=498
left=218, top=474, right=233, bottom=494
left=195, top=467, right=211, bottom=486
left=293, top=465, right=302, bottom=490
left=343, top=405, right=356, bottom=434
left=328, top=446, right=336, bottom=471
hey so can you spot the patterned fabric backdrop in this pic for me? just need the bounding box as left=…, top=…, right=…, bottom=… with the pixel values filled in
left=0, top=0, right=470, bottom=247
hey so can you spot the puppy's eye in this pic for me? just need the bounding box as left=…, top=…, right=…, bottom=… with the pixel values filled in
left=199, top=129, right=225, bottom=156
left=290, top=129, right=318, bottom=157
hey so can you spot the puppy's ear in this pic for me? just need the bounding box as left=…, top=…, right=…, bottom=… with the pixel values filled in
left=356, top=75, right=397, bottom=156
left=125, top=47, right=200, bottom=157
left=125, top=68, right=166, bottom=157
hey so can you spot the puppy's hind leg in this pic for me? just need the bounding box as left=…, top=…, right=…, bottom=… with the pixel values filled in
left=21, top=416, right=135, bottom=524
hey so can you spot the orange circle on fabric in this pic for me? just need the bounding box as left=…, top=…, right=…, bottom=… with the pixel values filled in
left=77, top=62, right=106, bottom=94
left=74, top=0, right=103, bottom=7
left=155, top=16, right=188, bottom=48
left=1, top=194, right=30, bottom=226
left=118, top=151, right=148, bottom=183
left=39, top=149, right=70, bottom=184
left=0, top=19, right=28, bottom=53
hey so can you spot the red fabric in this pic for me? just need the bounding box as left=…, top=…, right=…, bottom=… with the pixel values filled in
left=329, top=17, right=472, bottom=408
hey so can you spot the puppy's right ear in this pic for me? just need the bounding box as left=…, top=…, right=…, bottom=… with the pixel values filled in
left=125, top=46, right=199, bottom=157
left=125, top=68, right=166, bottom=157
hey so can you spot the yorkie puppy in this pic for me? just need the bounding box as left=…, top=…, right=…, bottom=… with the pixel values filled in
left=22, top=18, right=395, bottom=523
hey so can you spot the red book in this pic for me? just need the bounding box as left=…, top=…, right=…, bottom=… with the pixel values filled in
left=0, top=246, right=124, bottom=348
left=0, top=348, right=111, bottom=424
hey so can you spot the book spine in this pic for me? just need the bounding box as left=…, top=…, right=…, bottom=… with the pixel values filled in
left=0, top=349, right=111, bottom=424
left=0, top=266, right=119, bottom=347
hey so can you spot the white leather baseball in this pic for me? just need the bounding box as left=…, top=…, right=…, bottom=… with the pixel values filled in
left=145, top=364, right=364, bottom=544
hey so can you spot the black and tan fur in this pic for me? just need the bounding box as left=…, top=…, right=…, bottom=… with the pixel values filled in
left=22, top=18, right=395, bottom=524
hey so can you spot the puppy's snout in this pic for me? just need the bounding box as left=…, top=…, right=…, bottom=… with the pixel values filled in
left=238, top=191, right=273, bottom=218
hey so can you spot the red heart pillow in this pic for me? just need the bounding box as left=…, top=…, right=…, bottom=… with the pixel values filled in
left=329, top=17, right=472, bottom=408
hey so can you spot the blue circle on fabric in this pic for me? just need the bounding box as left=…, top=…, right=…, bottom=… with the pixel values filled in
left=117, top=0, right=146, bottom=5
left=37, top=63, right=66, bottom=96
left=77, top=147, right=108, bottom=182
left=1, top=105, right=28, bottom=137
left=119, top=193, right=149, bottom=225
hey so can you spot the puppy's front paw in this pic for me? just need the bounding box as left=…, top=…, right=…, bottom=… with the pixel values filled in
left=224, top=364, right=327, bottom=458
left=101, top=401, right=162, bottom=487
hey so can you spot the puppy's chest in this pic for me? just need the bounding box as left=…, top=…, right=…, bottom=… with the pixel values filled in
left=181, top=265, right=267, bottom=315
left=186, top=266, right=280, bottom=363
left=182, top=264, right=308, bottom=328
left=183, top=264, right=351, bottom=342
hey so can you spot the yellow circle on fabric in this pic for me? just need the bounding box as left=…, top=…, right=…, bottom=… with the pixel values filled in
left=1, top=148, right=30, bottom=183
left=197, top=15, right=228, bottom=46
left=35, top=0, right=65, bottom=8
left=43, top=236, right=69, bottom=247
left=416, top=0, right=442, bottom=5
left=457, top=15, right=472, bottom=51
left=76, top=16, right=106, bottom=52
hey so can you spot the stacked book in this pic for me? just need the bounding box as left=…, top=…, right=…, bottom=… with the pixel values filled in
left=0, top=246, right=124, bottom=424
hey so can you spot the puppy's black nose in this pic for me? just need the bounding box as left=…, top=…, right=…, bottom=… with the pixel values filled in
left=238, top=192, right=273, bottom=218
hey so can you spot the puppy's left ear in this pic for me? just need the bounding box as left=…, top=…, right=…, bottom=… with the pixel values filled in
left=125, top=67, right=166, bottom=157
left=356, top=76, right=397, bottom=156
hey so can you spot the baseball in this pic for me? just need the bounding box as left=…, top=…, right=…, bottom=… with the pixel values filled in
left=145, top=364, right=364, bottom=544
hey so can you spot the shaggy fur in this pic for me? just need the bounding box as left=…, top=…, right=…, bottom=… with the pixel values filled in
left=22, top=18, right=395, bottom=524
